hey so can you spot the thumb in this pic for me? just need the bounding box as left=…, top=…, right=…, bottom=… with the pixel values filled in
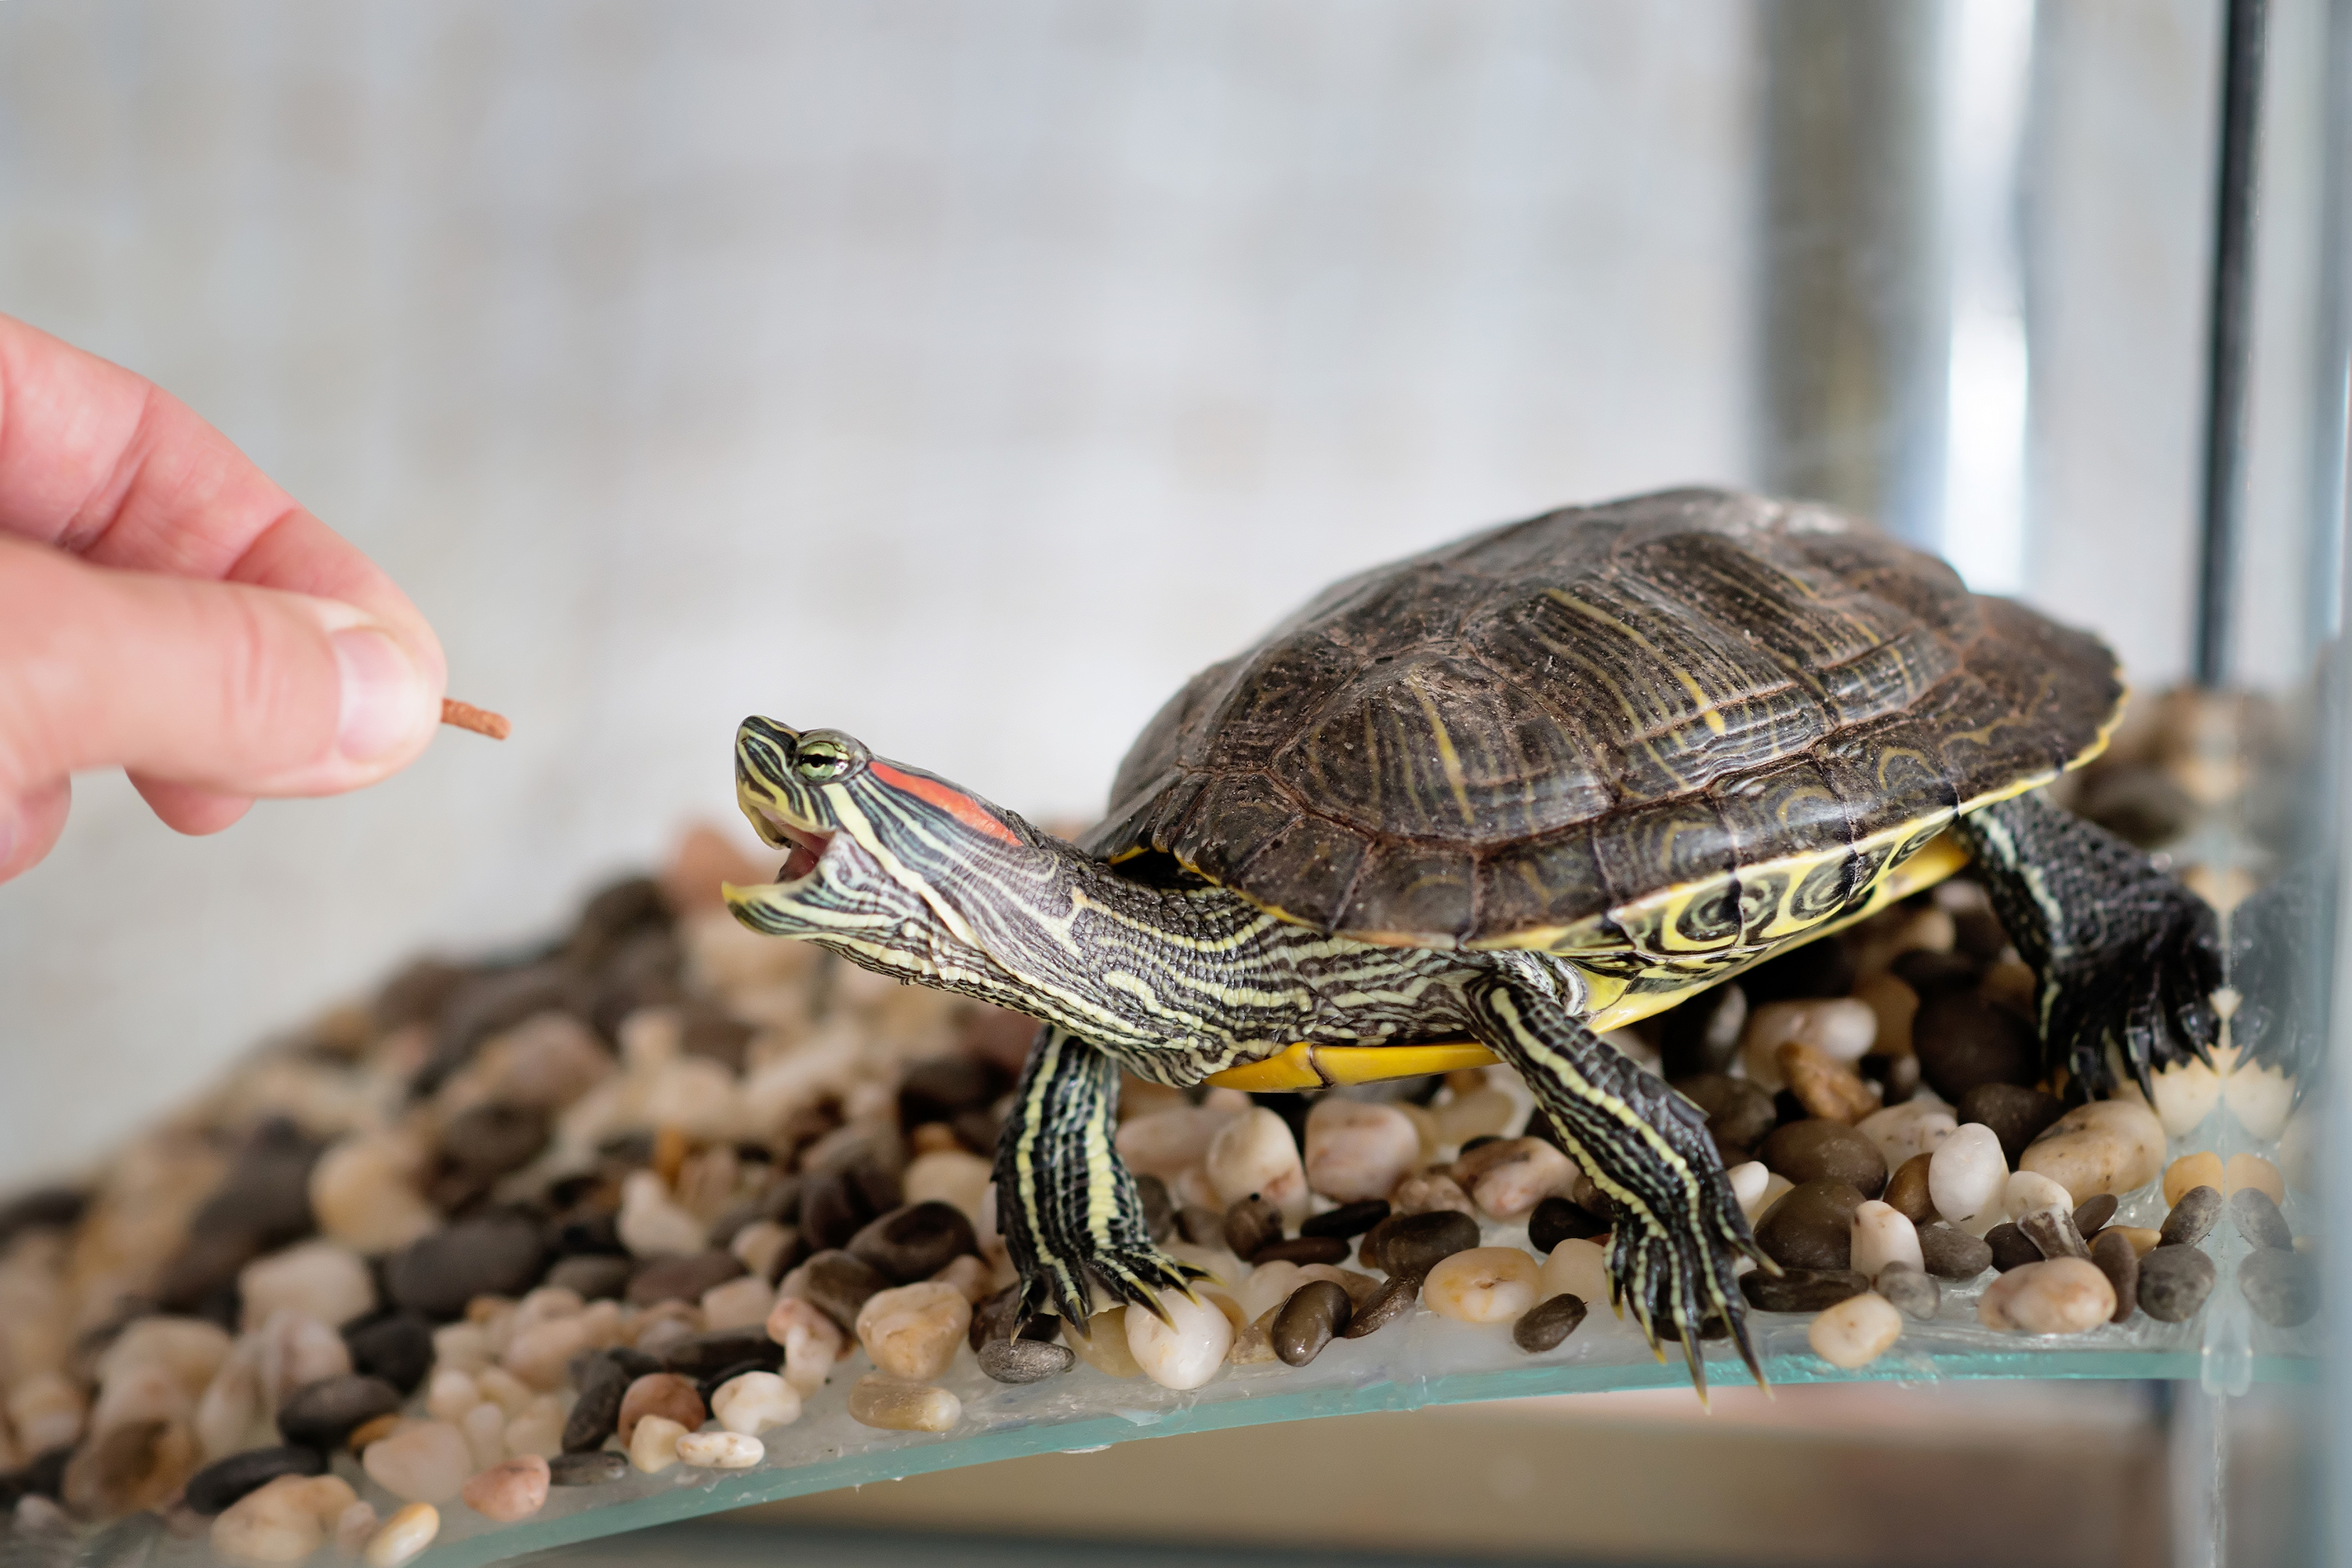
left=0, top=537, right=445, bottom=804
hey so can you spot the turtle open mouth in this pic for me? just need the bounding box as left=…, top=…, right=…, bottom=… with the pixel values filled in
left=753, top=807, right=834, bottom=884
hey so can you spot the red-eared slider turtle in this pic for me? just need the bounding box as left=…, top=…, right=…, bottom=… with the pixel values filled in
left=724, top=487, right=2219, bottom=1387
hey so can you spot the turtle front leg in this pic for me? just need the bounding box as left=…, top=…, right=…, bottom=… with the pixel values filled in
left=1953, top=791, right=2221, bottom=1099
left=994, top=1024, right=1206, bottom=1330
left=1461, top=957, right=1766, bottom=1393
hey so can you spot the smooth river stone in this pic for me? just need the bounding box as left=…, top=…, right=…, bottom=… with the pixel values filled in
left=1759, top=1121, right=1887, bottom=1198
left=1927, top=1123, right=2006, bottom=1231
left=1454, top=1138, right=1577, bottom=1221
left=460, top=1456, right=549, bottom=1523
left=1856, top=1100, right=1958, bottom=1171
left=2228, top=1189, right=2294, bottom=1253
left=1875, top=1261, right=1940, bottom=1320
left=1303, top=1100, right=1421, bottom=1203
left=1373, top=1210, right=1480, bottom=1278
left=1956, top=1083, right=2067, bottom=1168
left=2160, top=1186, right=2223, bottom=1249
left=1206, top=1109, right=1310, bottom=1222
left=1882, top=1153, right=1936, bottom=1225
left=2165, top=1152, right=2225, bottom=1208
left=1807, top=1291, right=1903, bottom=1369
left=848, top=1203, right=978, bottom=1284
left=1915, top=1223, right=1992, bottom=1280
left=855, top=1281, right=971, bottom=1381
left=1739, top=1269, right=1868, bottom=1313
left=238, top=1243, right=377, bottom=1334
left=276, top=1374, right=403, bottom=1451
left=2089, top=1229, right=2138, bottom=1323
left=1849, top=1201, right=1923, bottom=1277
left=2018, top=1099, right=2165, bottom=1201
left=2137, top=1246, right=2218, bottom=1323
left=1271, top=1281, right=1352, bottom=1367
left=1512, top=1294, right=1588, bottom=1352
left=2239, top=1250, right=2320, bottom=1328
left=1753, top=1181, right=1866, bottom=1271
left=977, top=1338, right=1076, bottom=1384
left=1422, top=1247, right=1540, bottom=1324
left=1977, top=1258, right=2116, bottom=1334
left=362, top=1422, right=474, bottom=1504
left=184, top=1446, right=327, bottom=1517
left=383, top=1216, right=546, bottom=1321
left=1124, top=1290, right=1234, bottom=1388
left=846, top=1375, right=960, bottom=1433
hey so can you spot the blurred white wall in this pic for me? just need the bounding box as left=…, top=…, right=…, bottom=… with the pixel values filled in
left=0, top=1, right=1759, bottom=1180
left=1, top=0, right=2334, bottom=1187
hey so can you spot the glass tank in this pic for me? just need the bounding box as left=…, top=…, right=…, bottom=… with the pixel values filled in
left=0, top=4, right=2344, bottom=1566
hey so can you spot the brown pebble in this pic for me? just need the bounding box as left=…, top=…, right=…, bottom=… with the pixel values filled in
left=1882, top=1153, right=1936, bottom=1225
left=1271, top=1281, right=1352, bottom=1367
left=1955, top=1083, right=2067, bottom=1169
left=1758, top=1121, right=1887, bottom=1199
left=1777, top=1042, right=1878, bottom=1123
left=1512, top=1294, right=1588, bottom=1352
left=1251, top=1236, right=1349, bottom=1266
left=1177, top=1205, right=1225, bottom=1247
left=1917, top=1223, right=1993, bottom=1280
left=1223, top=1203, right=1279, bottom=1260
left=626, top=1250, right=745, bottom=1307
left=1986, top=1222, right=2041, bottom=1272
left=1751, top=1180, right=1866, bottom=1272
left=1340, top=1273, right=1418, bottom=1338
left=2090, top=1229, right=2138, bottom=1323
left=2160, top=1186, right=2223, bottom=1249
left=2017, top=1205, right=2089, bottom=1262
left=347, top=1415, right=401, bottom=1452
left=1370, top=1210, right=1479, bottom=1279
left=2072, top=1193, right=2118, bottom=1238
left=615, top=1374, right=705, bottom=1446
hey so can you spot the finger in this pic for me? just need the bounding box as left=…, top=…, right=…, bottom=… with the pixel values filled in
left=0, top=775, right=70, bottom=886
left=130, top=775, right=255, bottom=837
left=0, top=314, right=445, bottom=691
left=0, top=537, right=442, bottom=800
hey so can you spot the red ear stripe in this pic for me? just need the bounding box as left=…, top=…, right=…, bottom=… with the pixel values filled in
left=869, top=763, right=1023, bottom=846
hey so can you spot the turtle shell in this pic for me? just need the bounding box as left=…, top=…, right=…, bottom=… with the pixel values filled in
left=1083, top=488, right=2121, bottom=953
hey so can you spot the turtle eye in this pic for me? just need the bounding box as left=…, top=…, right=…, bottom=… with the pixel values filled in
left=793, top=731, right=867, bottom=782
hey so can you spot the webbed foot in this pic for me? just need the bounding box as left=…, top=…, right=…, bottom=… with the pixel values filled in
left=1955, top=791, right=2221, bottom=1099
left=994, top=1025, right=1208, bottom=1331
left=1463, top=959, right=1769, bottom=1393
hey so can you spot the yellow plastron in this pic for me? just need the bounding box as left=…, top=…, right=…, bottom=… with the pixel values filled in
left=1203, top=829, right=1970, bottom=1092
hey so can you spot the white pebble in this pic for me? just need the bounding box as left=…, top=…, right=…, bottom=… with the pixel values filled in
left=676, top=1429, right=764, bottom=1469
left=2016, top=1099, right=2166, bottom=1200
left=1742, top=997, right=1877, bottom=1089
left=1063, top=1309, right=1143, bottom=1378
left=1454, top=1138, right=1577, bottom=1221
left=210, top=1474, right=351, bottom=1568
left=1233, top=1261, right=1302, bottom=1324
left=1977, top=1258, right=2116, bottom=1334
left=618, top=1171, right=707, bottom=1257
left=1303, top=1100, right=1421, bottom=1203
left=847, top=1375, right=961, bottom=1432
left=1432, top=1086, right=1518, bottom=1147
left=1124, top=1289, right=1234, bottom=1391
left=902, top=1149, right=993, bottom=1223
left=502, top=1398, right=565, bottom=1460
left=1849, top=1200, right=1923, bottom=1277
left=1537, top=1238, right=1610, bottom=1306
left=1116, top=1105, right=1240, bottom=1179
left=1807, top=1291, right=1903, bottom=1369
left=855, top=1281, right=971, bottom=1381
left=700, top=1275, right=777, bottom=1333
left=1855, top=1099, right=1958, bottom=1170
left=710, top=1370, right=801, bottom=1436
left=424, top=1369, right=479, bottom=1424
left=2223, top=1063, right=2292, bottom=1147
left=1928, top=1123, right=2007, bottom=1232
left=1727, top=1161, right=1769, bottom=1223
left=238, top=1242, right=376, bottom=1334
left=627, top=1414, right=687, bottom=1473
left=363, top=1421, right=474, bottom=1504
left=461, top=1399, right=507, bottom=1468
left=1206, top=1109, right=1310, bottom=1221
left=7, top=1373, right=84, bottom=1454
left=729, top=1221, right=794, bottom=1280
left=309, top=1136, right=439, bottom=1255
left=2004, top=1170, right=2073, bottom=1221
left=1423, top=1247, right=1541, bottom=1324
left=333, top=1501, right=379, bottom=1558
left=363, top=1503, right=440, bottom=1568
left=764, top=1296, right=844, bottom=1397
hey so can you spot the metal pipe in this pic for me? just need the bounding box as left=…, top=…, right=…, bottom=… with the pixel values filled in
left=2193, top=0, right=2271, bottom=688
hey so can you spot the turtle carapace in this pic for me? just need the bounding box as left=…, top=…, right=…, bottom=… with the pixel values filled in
left=724, top=487, right=2220, bottom=1388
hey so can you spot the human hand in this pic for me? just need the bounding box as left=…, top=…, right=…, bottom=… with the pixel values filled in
left=0, top=314, right=448, bottom=884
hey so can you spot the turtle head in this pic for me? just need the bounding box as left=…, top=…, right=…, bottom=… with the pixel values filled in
left=722, top=716, right=1028, bottom=960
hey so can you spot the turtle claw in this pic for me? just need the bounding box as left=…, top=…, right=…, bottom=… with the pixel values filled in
left=1607, top=1208, right=1766, bottom=1397
left=1017, top=1242, right=1206, bottom=1333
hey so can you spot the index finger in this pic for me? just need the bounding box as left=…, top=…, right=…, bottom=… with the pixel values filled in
left=0, top=313, right=441, bottom=673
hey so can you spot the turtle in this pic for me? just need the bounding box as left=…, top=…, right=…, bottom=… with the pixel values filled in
left=723, top=486, right=2221, bottom=1388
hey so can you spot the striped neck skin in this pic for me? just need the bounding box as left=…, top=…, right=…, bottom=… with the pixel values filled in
left=720, top=717, right=1488, bottom=1082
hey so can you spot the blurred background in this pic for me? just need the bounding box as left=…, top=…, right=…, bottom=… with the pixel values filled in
left=0, top=2, right=2344, bottom=1564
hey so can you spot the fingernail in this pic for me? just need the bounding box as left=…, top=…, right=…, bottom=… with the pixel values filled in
left=333, top=628, right=431, bottom=762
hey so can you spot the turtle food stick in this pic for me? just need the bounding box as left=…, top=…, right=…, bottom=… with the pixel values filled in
left=441, top=698, right=511, bottom=739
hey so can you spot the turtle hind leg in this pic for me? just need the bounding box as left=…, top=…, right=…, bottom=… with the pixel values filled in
left=1953, top=791, right=2222, bottom=1100
left=1461, top=958, right=1766, bottom=1394
left=994, top=1024, right=1206, bottom=1331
